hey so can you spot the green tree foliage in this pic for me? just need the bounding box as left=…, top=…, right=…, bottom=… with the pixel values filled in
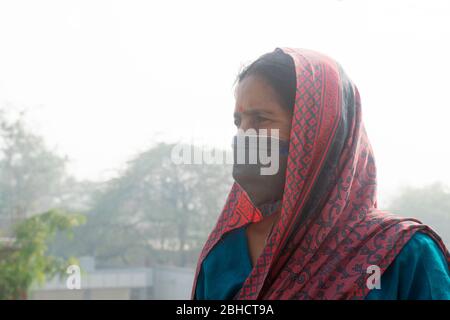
left=0, top=209, right=85, bottom=299
left=387, top=182, right=450, bottom=247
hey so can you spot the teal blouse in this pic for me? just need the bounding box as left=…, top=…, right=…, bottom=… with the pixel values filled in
left=194, top=226, right=450, bottom=300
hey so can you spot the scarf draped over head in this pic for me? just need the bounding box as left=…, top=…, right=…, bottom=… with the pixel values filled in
left=191, top=47, right=450, bottom=300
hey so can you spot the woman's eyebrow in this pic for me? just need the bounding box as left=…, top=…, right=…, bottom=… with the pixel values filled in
left=235, top=109, right=272, bottom=117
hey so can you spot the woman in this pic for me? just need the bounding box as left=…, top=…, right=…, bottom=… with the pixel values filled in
left=191, top=47, right=450, bottom=300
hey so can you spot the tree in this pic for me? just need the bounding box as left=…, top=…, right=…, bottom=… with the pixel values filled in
left=0, top=110, right=68, bottom=230
left=63, top=142, right=233, bottom=268
left=0, top=209, right=85, bottom=299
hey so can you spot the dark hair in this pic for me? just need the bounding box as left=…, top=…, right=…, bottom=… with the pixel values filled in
left=235, top=48, right=296, bottom=112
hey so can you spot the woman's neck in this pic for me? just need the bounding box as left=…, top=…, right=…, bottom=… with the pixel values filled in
left=251, top=207, right=281, bottom=235
left=245, top=208, right=281, bottom=267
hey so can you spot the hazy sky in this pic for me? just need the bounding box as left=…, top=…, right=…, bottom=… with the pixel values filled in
left=0, top=0, right=449, bottom=206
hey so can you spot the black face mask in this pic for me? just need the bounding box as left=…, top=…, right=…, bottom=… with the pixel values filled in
left=232, top=135, right=289, bottom=210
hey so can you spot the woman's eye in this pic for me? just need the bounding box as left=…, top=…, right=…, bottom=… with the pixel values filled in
left=255, top=116, right=268, bottom=124
left=234, top=118, right=241, bottom=127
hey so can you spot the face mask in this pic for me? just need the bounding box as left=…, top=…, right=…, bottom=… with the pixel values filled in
left=232, top=134, right=289, bottom=209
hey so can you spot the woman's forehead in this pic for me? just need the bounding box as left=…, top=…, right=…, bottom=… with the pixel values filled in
left=234, top=75, right=281, bottom=113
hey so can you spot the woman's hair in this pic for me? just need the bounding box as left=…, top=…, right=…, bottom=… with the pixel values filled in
left=235, top=48, right=296, bottom=113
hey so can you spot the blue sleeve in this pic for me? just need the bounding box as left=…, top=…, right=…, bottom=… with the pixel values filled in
left=366, top=232, right=450, bottom=300
left=194, top=227, right=253, bottom=300
left=194, top=267, right=205, bottom=300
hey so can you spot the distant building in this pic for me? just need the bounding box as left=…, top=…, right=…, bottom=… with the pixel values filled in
left=29, top=256, right=195, bottom=300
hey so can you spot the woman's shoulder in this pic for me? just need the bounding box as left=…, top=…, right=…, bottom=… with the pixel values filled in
left=403, top=232, right=445, bottom=253
left=396, top=231, right=449, bottom=272
left=366, top=231, right=450, bottom=300
left=392, top=231, right=450, bottom=278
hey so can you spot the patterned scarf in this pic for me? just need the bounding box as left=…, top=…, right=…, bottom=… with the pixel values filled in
left=191, top=47, right=450, bottom=299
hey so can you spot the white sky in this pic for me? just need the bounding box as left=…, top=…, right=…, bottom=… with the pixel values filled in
left=0, top=0, right=449, bottom=206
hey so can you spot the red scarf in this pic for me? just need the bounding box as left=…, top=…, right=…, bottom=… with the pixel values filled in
left=191, top=47, right=450, bottom=300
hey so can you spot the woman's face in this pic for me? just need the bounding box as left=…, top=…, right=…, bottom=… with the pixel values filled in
left=234, top=74, right=292, bottom=140
left=232, top=74, right=292, bottom=207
